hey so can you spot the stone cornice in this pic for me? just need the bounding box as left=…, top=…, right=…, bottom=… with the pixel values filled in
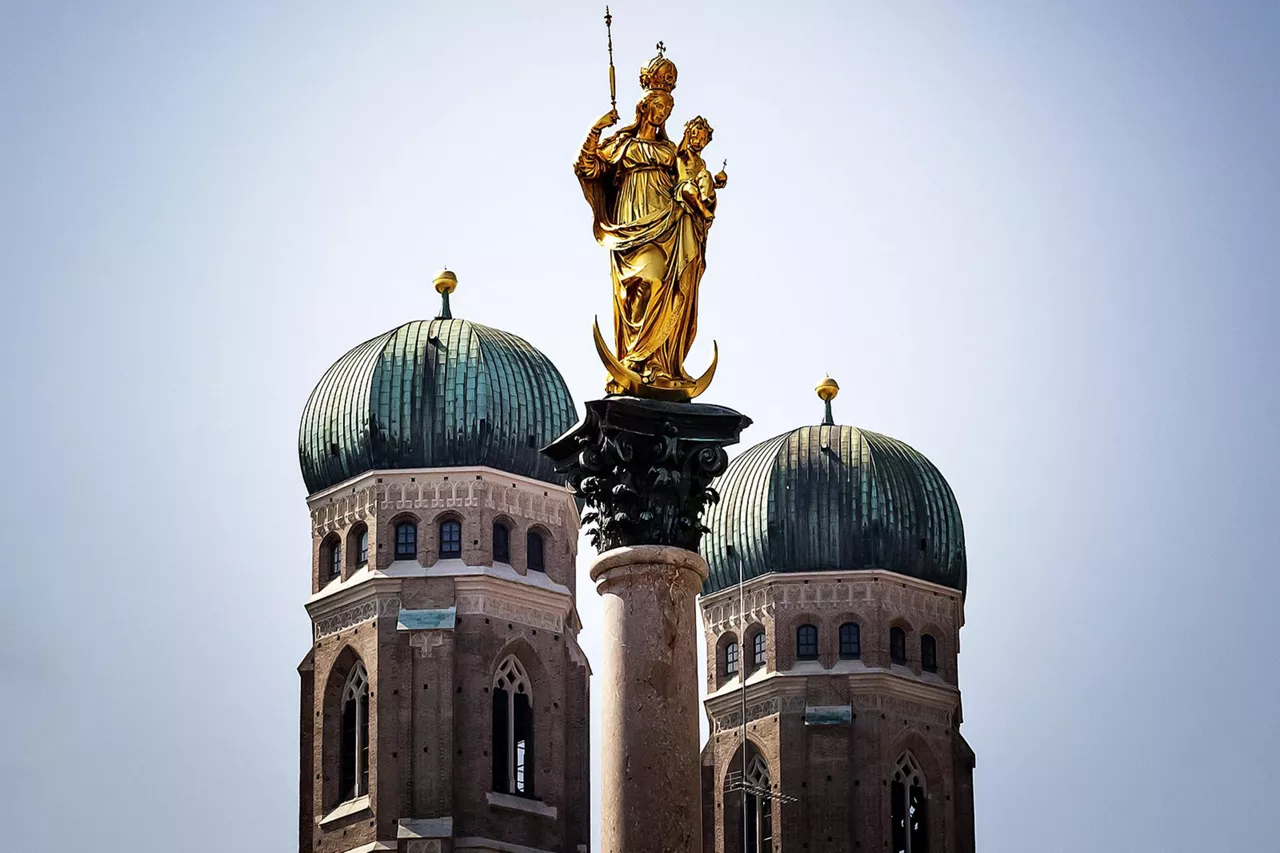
left=306, top=576, right=403, bottom=639
left=704, top=666, right=959, bottom=731
left=700, top=569, right=964, bottom=632
left=455, top=574, right=573, bottom=634
left=308, top=466, right=578, bottom=536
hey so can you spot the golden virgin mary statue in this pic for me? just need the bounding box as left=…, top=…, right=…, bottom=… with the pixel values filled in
left=575, top=46, right=727, bottom=400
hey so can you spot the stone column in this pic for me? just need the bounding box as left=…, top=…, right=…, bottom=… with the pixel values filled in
left=544, top=396, right=751, bottom=853
left=592, top=545, right=708, bottom=853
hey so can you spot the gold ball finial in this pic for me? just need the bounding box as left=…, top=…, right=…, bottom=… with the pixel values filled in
left=433, top=268, right=458, bottom=295
left=816, top=375, right=840, bottom=402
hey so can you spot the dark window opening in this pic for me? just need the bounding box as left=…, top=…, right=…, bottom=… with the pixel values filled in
left=921, top=634, right=937, bottom=672
left=492, top=522, right=510, bottom=563
left=395, top=521, right=417, bottom=560
left=752, top=631, right=766, bottom=667
left=356, top=527, right=368, bottom=567
left=796, top=624, right=818, bottom=660
left=339, top=663, right=369, bottom=803
left=327, top=538, right=341, bottom=579
left=527, top=531, right=545, bottom=572
left=440, top=519, right=462, bottom=558
left=890, top=626, right=908, bottom=664
left=725, top=640, right=739, bottom=676
left=840, top=622, right=861, bottom=659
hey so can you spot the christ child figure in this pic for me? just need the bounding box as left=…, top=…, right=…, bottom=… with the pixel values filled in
left=676, top=115, right=727, bottom=222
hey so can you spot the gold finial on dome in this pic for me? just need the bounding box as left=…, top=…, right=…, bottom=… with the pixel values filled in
left=639, top=42, right=677, bottom=93
left=433, top=268, right=457, bottom=295
left=433, top=268, right=457, bottom=319
left=816, top=375, right=839, bottom=425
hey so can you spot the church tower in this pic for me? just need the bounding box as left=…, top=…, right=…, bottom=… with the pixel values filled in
left=698, top=379, right=976, bottom=853
left=295, top=273, right=591, bottom=853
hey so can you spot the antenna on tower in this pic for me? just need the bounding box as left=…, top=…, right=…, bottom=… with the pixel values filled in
left=724, top=545, right=799, bottom=853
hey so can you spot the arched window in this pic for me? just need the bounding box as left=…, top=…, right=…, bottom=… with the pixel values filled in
left=492, top=522, right=511, bottom=563
left=526, top=531, right=545, bottom=572
left=324, top=535, right=342, bottom=579
left=892, top=753, right=927, bottom=853
left=752, top=631, right=766, bottom=668
left=340, top=662, right=369, bottom=802
left=492, top=656, right=534, bottom=796
left=796, top=624, right=818, bottom=660
left=890, top=626, right=908, bottom=664
left=395, top=521, right=417, bottom=560
left=725, top=640, right=739, bottom=676
left=921, top=634, right=938, bottom=672
left=839, top=622, right=861, bottom=659
left=744, top=753, right=774, bottom=853
left=439, top=519, right=462, bottom=558
left=356, top=526, right=369, bottom=567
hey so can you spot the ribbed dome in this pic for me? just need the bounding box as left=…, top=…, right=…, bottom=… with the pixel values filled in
left=702, top=424, right=966, bottom=594
left=299, top=314, right=577, bottom=494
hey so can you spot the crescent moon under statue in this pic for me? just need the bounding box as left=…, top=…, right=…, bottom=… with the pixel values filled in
left=593, top=318, right=717, bottom=402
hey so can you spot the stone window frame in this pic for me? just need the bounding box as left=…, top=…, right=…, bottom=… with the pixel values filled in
left=339, top=661, right=370, bottom=803
left=725, top=639, right=740, bottom=676
left=889, top=622, right=911, bottom=665
left=492, top=655, right=535, bottom=797
left=321, top=533, right=342, bottom=581
left=891, top=751, right=928, bottom=853
left=438, top=516, right=463, bottom=559
left=525, top=528, right=547, bottom=572
left=492, top=516, right=513, bottom=564
left=389, top=512, right=421, bottom=563
left=723, top=740, right=776, bottom=853
left=748, top=626, right=767, bottom=670
left=920, top=633, right=938, bottom=672
left=796, top=623, right=819, bottom=661
left=346, top=523, right=369, bottom=570
left=715, top=631, right=740, bottom=686
left=839, top=621, right=862, bottom=659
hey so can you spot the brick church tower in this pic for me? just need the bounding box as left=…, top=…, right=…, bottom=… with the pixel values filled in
left=697, top=379, right=976, bottom=853
left=295, top=273, right=591, bottom=853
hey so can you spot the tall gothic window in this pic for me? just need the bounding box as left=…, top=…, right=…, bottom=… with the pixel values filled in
left=892, top=753, right=928, bottom=853
left=744, top=753, right=774, bottom=853
left=340, top=662, right=370, bottom=802
left=395, top=521, right=417, bottom=560
left=356, top=526, right=369, bottom=567
left=439, top=519, right=462, bottom=558
left=526, top=531, right=545, bottom=572
left=725, top=639, right=739, bottom=676
left=493, top=522, right=510, bottom=563
left=492, top=656, right=534, bottom=796
left=890, top=626, right=908, bottom=664
left=752, top=631, right=766, bottom=668
left=796, top=624, right=818, bottom=660
left=921, top=634, right=938, bottom=672
left=839, top=622, right=861, bottom=659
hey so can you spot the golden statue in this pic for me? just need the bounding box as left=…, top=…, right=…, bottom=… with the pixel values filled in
left=575, top=36, right=728, bottom=401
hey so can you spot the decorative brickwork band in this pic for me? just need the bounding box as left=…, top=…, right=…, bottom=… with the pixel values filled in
left=542, top=396, right=750, bottom=552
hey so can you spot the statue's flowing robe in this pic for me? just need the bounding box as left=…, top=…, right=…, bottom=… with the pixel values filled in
left=577, top=131, right=708, bottom=386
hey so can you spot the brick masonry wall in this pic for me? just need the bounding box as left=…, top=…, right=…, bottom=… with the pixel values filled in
left=700, top=570, right=974, bottom=853
left=300, top=468, right=588, bottom=853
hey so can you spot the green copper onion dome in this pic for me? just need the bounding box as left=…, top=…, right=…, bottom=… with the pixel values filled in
left=298, top=272, right=577, bottom=494
left=702, top=380, right=966, bottom=594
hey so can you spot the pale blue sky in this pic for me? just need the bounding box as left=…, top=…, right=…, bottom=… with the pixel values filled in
left=3, top=2, right=1278, bottom=851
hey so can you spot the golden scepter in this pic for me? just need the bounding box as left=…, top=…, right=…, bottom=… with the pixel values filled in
left=605, top=6, right=616, bottom=110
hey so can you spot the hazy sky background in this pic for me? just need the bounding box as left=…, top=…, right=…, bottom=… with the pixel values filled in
left=3, top=1, right=1278, bottom=850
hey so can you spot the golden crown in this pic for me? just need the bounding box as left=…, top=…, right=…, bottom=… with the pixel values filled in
left=639, top=43, right=677, bottom=93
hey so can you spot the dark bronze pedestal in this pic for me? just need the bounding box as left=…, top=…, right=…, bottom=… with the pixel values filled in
left=543, top=396, right=752, bottom=553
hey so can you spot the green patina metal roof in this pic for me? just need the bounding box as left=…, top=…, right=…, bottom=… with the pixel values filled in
left=702, top=424, right=966, bottom=594
left=299, top=314, right=577, bottom=494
